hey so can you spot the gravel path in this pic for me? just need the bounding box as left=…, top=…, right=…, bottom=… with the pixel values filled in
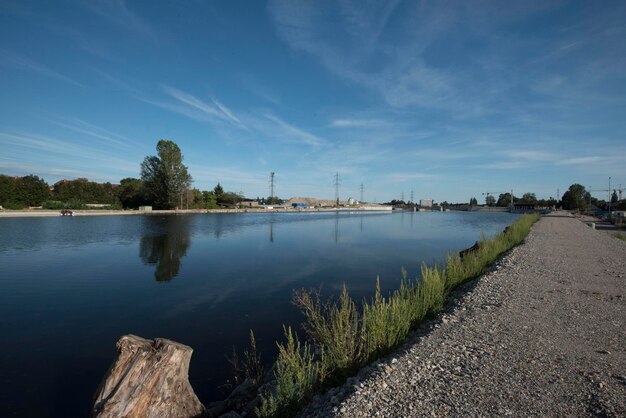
left=300, top=213, right=626, bottom=417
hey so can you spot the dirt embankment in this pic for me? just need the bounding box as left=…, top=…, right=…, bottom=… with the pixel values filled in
left=301, top=213, right=626, bottom=417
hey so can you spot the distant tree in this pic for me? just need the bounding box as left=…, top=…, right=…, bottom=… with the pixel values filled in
left=0, top=175, right=17, bottom=206
left=218, top=191, right=243, bottom=206
left=141, top=140, right=192, bottom=209
left=202, top=190, right=218, bottom=208
left=485, top=194, right=496, bottom=206
left=561, top=184, right=590, bottom=211
left=611, top=190, right=618, bottom=204
left=213, top=183, right=224, bottom=198
left=496, top=193, right=513, bottom=207
left=16, top=175, right=49, bottom=206
left=469, top=197, right=477, bottom=206
left=53, top=178, right=117, bottom=204
left=521, top=192, right=537, bottom=203
left=117, top=178, right=146, bottom=209
left=266, top=196, right=282, bottom=205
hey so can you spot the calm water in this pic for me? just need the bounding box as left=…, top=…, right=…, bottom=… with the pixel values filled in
left=0, top=211, right=518, bottom=417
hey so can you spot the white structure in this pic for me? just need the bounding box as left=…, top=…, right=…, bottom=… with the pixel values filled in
left=420, top=199, right=433, bottom=208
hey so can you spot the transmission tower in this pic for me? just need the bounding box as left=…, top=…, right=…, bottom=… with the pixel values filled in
left=410, top=189, right=414, bottom=204
left=269, top=172, right=275, bottom=198
left=360, top=182, right=364, bottom=202
left=401, top=191, right=405, bottom=202
left=333, top=172, right=341, bottom=205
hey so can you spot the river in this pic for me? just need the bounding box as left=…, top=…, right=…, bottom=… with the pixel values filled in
left=0, top=210, right=518, bottom=417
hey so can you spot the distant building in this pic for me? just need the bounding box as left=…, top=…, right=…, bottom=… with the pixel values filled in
left=239, top=201, right=259, bottom=207
left=348, top=197, right=356, bottom=205
left=420, top=199, right=433, bottom=208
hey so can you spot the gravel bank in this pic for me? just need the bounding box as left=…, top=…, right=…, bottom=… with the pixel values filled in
left=300, top=213, right=626, bottom=417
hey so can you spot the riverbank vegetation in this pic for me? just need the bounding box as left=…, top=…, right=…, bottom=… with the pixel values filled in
left=251, top=213, right=540, bottom=417
left=0, top=140, right=253, bottom=210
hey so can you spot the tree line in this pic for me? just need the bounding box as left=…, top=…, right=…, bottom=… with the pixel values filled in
left=0, top=140, right=258, bottom=210
left=470, top=184, right=625, bottom=211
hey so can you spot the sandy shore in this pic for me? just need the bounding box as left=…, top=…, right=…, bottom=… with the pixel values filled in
left=301, top=212, right=626, bottom=417
left=0, top=206, right=392, bottom=218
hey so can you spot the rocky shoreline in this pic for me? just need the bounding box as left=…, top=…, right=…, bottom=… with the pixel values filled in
left=297, top=212, right=626, bottom=417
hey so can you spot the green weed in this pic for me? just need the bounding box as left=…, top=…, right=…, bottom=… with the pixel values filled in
left=255, top=213, right=539, bottom=417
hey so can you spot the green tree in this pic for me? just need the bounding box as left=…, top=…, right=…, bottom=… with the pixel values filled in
left=521, top=192, right=537, bottom=203
left=117, top=178, right=146, bottom=209
left=53, top=178, right=117, bottom=204
left=214, top=182, right=224, bottom=197
left=0, top=175, right=17, bottom=206
left=485, top=194, right=496, bottom=206
left=611, top=190, right=618, bottom=204
left=16, top=175, right=49, bottom=206
left=141, top=140, right=192, bottom=209
left=469, top=197, right=477, bottom=206
left=218, top=191, right=243, bottom=206
left=496, top=193, right=513, bottom=207
left=561, top=184, right=590, bottom=211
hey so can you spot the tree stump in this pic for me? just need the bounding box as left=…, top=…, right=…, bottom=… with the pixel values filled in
left=92, top=335, right=205, bottom=418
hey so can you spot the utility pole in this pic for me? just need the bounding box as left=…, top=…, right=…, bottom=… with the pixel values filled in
left=269, top=172, right=275, bottom=199
left=608, top=177, right=612, bottom=216
left=360, top=182, right=364, bottom=202
left=333, top=172, right=341, bottom=207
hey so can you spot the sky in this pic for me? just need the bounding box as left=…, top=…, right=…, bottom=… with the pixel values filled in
left=1, top=0, right=625, bottom=203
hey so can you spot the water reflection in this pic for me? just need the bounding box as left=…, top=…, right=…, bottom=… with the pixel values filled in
left=139, top=216, right=192, bottom=282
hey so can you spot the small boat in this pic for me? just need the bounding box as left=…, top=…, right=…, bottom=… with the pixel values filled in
left=60, top=209, right=73, bottom=216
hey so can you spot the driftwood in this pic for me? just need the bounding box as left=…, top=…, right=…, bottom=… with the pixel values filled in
left=92, top=335, right=205, bottom=418
left=459, top=241, right=481, bottom=260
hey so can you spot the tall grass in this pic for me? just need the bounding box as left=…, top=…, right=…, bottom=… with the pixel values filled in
left=255, top=213, right=539, bottom=417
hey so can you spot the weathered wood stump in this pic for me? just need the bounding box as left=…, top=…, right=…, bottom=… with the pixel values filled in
left=92, top=335, right=205, bottom=418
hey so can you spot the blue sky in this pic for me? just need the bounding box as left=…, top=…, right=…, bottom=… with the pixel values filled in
left=1, top=0, right=625, bottom=203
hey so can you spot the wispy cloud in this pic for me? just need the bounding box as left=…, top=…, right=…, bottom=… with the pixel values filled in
left=155, top=85, right=245, bottom=128
left=385, top=172, right=436, bottom=182
left=474, top=162, right=526, bottom=170
left=47, top=117, right=144, bottom=149
left=0, top=132, right=139, bottom=174
left=257, top=112, right=326, bottom=147
left=82, top=0, right=155, bottom=39
left=556, top=156, right=611, bottom=165
left=330, top=119, right=386, bottom=128
left=0, top=48, right=83, bottom=87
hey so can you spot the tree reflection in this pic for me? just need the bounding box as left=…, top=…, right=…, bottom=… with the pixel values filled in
left=139, top=216, right=192, bottom=282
